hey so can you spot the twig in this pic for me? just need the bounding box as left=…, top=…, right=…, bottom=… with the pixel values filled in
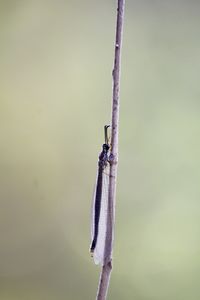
left=96, top=1, right=125, bottom=299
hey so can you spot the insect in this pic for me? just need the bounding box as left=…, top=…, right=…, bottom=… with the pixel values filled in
left=90, top=125, right=110, bottom=265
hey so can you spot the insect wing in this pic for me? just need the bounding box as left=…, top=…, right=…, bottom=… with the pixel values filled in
left=92, top=165, right=109, bottom=265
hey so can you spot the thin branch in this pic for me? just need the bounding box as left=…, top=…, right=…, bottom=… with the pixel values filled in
left=96, top=1, right=125, bottom=299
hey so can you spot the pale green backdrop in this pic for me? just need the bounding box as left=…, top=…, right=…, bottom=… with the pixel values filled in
left=0, top=1, right=200, bottom=299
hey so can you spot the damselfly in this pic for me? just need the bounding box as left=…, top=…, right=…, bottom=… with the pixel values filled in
left=90, top=125, right=110, bottom=265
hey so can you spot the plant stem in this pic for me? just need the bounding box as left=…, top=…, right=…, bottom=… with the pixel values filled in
left=96, top=0, right=125, bottom=299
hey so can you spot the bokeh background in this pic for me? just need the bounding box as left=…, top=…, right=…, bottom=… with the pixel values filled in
left=0, top=0, right=200, bottom=299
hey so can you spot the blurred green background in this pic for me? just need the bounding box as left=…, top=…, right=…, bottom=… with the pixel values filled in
left=0, top=0, right=200, bottom=299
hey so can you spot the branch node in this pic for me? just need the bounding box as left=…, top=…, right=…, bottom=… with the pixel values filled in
left=109, top=153, right=118, bottom=165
